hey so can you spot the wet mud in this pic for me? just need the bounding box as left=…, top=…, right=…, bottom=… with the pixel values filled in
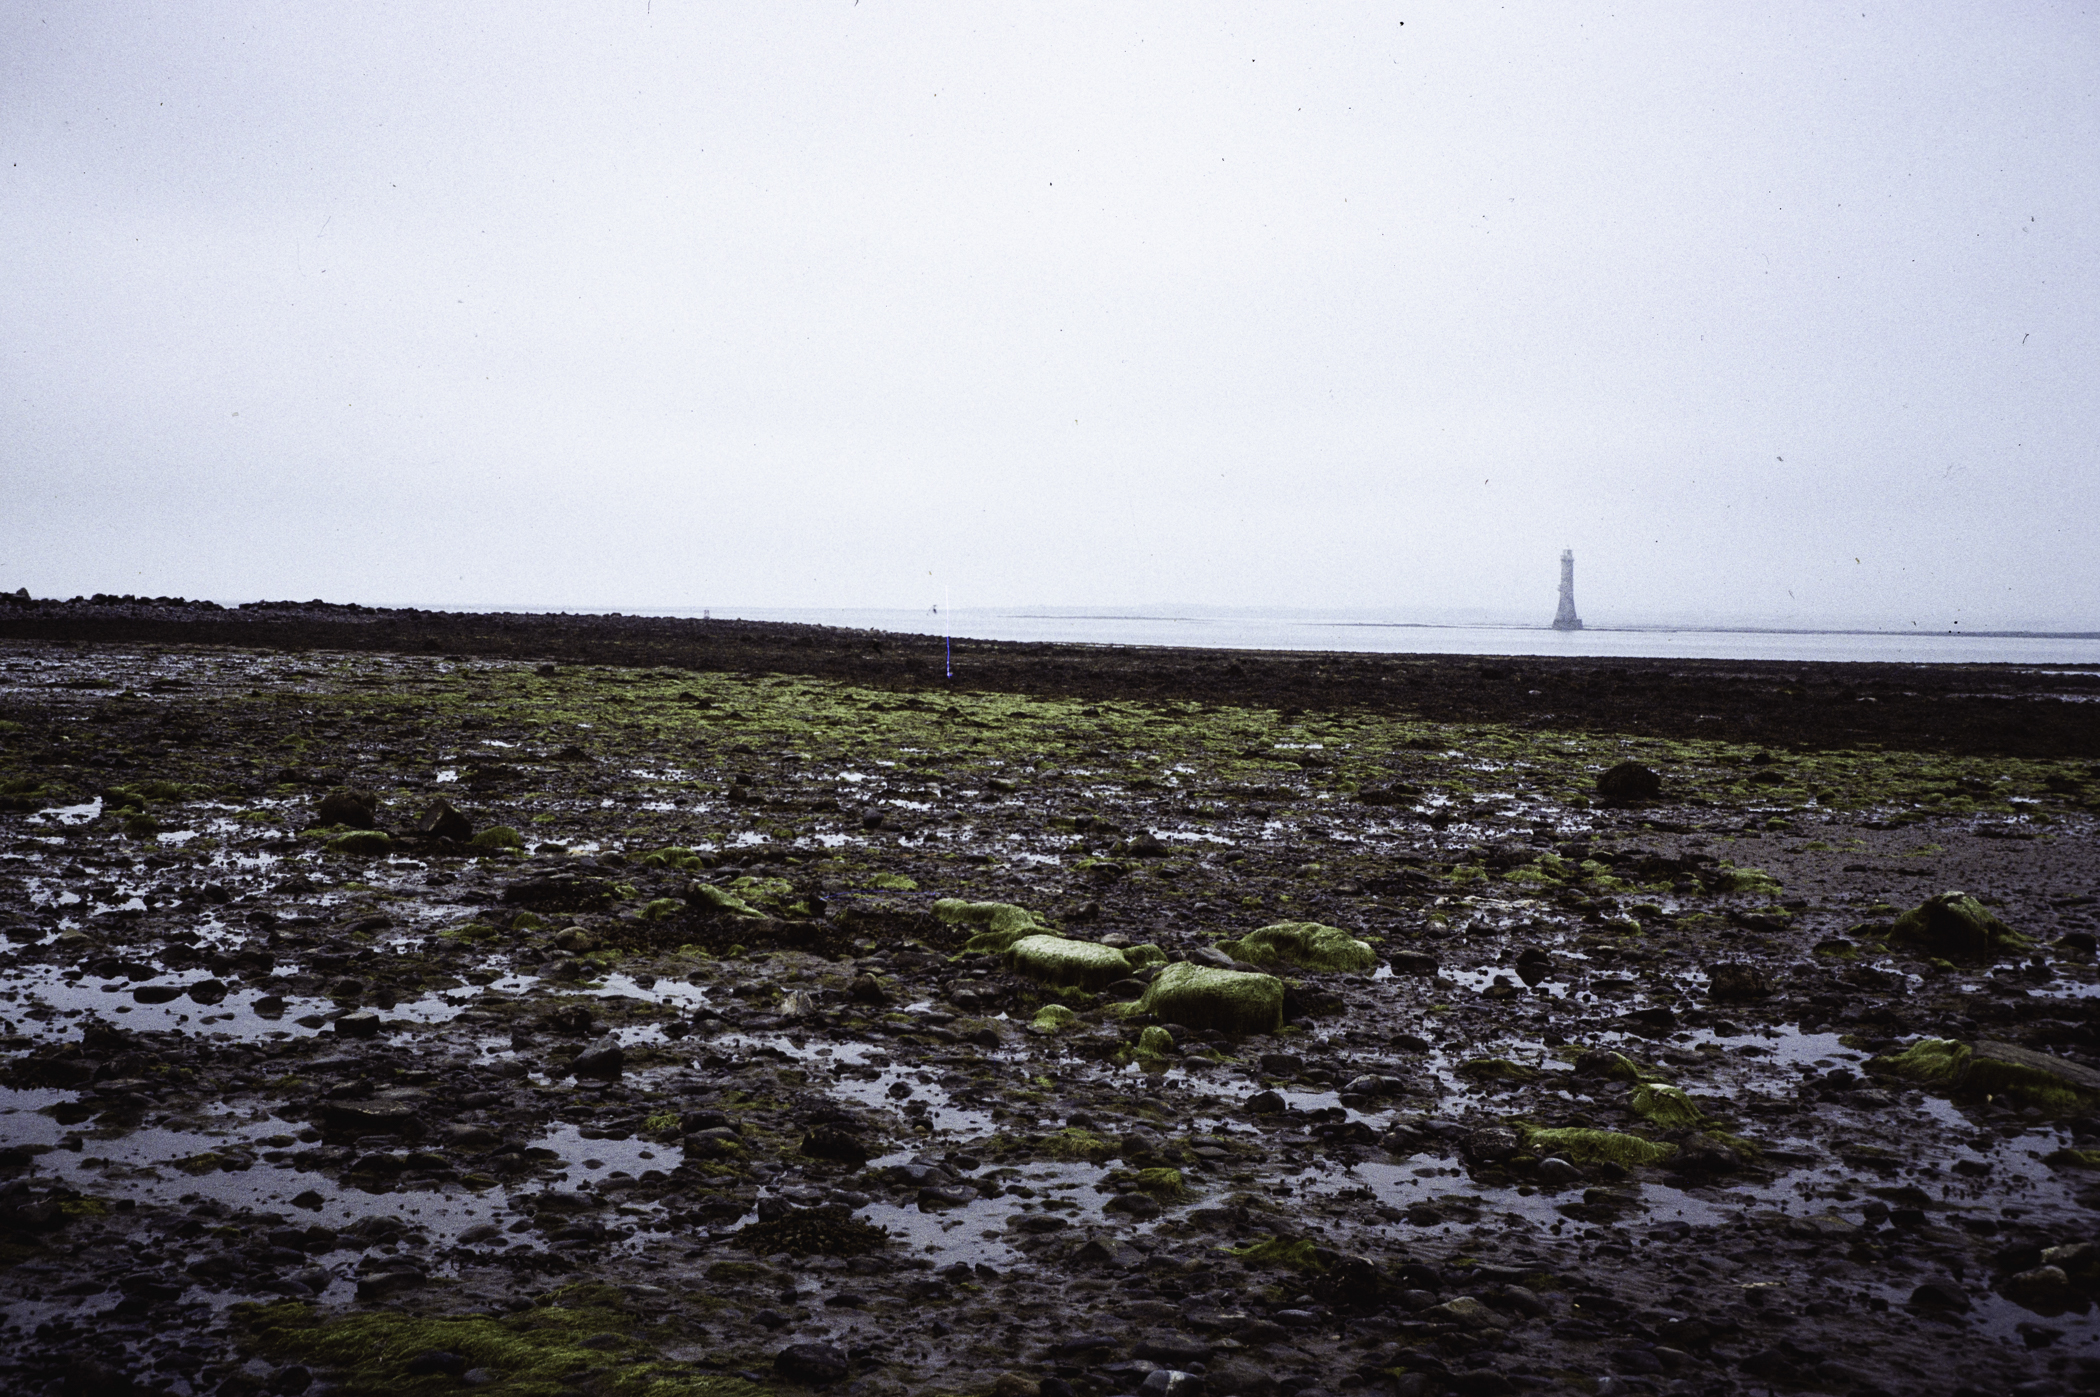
left=0, top=614, right=2097, bottom=1397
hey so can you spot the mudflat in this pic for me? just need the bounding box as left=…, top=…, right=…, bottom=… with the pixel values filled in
left=1, top=599, right=2098, bottom=1397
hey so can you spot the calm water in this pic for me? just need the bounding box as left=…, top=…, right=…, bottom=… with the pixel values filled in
left=635, top=606, right=2100, bottom=668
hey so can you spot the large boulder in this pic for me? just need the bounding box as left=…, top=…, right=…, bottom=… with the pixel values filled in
left=1596, top=762, right=1661, bottom=802
left=1215, top=921, right=1377, bottom=973
left=316, top=788, right=380, bottom=829
left=1006, top=935, right=1137, bottom=991
left=934, top=899, right=1046, bottom=953
left=1133, top=963, right=1284, bottom=1036
left=1890, top=892, right=2029, bottom=961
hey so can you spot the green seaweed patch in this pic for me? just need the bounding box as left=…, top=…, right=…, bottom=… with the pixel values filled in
left=934, top=898, right=1048, bottom=953
left=325, top=830, right=392, bottom=856
left=1133, top=962, right=1284, bottom=1036
left=869, top=873, right=918, bottom=891
left=1225, top=1236, right=1324, bottom=1271
left=1709, top=864, right=1783, bottom=896
left=1038, top=1128, right=1119, bottom=1162
left=1215, top=921, right=1377, bottom=972
left=1518, top=1126, right=1676, bottom=1169
left=732, top=1205, right=889, bottom=1257
left=239, top=1287, right=766, bottom=1397
left=469, top=826, right=523, bottom=851
left=1630, top=1083, right=1703, bottom=1129
left=1105, top=1167, right=1193, bottom=1202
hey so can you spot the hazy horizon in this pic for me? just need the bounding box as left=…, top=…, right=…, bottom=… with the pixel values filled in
left=6, top=4, right=2096, bottom=631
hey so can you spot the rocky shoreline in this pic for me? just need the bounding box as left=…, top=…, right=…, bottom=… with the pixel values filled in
left=1, top=608, right=2098, bottom=1397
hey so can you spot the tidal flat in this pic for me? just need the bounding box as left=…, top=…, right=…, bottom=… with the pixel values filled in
left=1, top=610, right=2098, bottom=1397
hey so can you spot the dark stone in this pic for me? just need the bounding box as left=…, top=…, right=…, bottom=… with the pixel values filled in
left=1597, top=761, right=1662, bottom=802
left=1910, top=1278, right=1972, bottom=1310
left=416, top=799, right=474, bottom=842
left=1707, top=963, right=1771, bottom=1000
left=1133, top=1337, right=1213, bottom=1366
left=800, top=1126, right=869, bottom=1166
left=774, top=1342, right=851, bottom=1384
left=570, top=1035, right=625, bottom=1079
left=333, top=1011, right=384, bottom=1039
left=316, top=789, right=380, bottom=829
left=404, top=1351, right=468, bottom=1377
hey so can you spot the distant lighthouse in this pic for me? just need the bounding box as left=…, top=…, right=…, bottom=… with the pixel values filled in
left=1552, top=549, right=1583, bottom=631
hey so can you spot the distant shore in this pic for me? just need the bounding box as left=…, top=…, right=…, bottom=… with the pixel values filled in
left=2, top=592, right=2097, bottom=758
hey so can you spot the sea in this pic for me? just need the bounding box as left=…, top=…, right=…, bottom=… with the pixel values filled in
left=608, top=606, right=2100, bottom=669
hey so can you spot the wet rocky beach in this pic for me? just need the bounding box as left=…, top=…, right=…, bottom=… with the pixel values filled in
left=2, top=604, right=2099, bottom=1397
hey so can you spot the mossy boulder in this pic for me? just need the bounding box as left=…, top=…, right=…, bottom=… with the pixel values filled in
left=1630, top=1083, right=1703, bottom=1129
left=1133, top=962, right=1284, bottom=1036
left=468, top=826, right=523, bottom=851
left=1517, top=1125, right=1675, bottom=1169
left=689, top=883, right=763, bottom=918
left=1874, top=1037, right=2100, bottom=1114
left=1029, top=1003, right=1081, bottom=1035
left=934, top=898, right=1047, bottom=953
left=325, top=830, right=392, bottom=856
left=1216, top=921, right=1377, bottom=973
left=1006, top=934, right=1135, bottom=991
left=1889, top=892, right=2029, bottom=961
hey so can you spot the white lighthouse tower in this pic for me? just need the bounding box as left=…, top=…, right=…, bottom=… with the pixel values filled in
left=1552, top=549, right=1583, bottom=631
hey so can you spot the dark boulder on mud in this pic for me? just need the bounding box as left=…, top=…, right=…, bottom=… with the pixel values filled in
left=570, top=1035, right=625, bottom=1079
left=1706, top=962, right=1771, bottom=1000
left=415, top=798, right=473, bottom=842
left=315, top=788, right=380, bottom=829
left=1890, top=891, right=2029, bottom=961
left=1596, top=761, right=1662, bottom=802
left=774, top=1341, right=851, bottom=1384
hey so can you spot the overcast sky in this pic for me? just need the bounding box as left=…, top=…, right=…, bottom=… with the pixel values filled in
left=4, top=3, right=2095, bottom=629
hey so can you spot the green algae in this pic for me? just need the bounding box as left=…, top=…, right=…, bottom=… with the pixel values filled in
left=1225, top=1236, right=1324, bottom=1271
left=1005, top=934, right=1133, bottom=991
left=469, top=825, right=523, bottom=851
left=689, top=884, right=763, bottom=918
left=868, top=872, right=918, bottom=891
left=1518, top=1126, right=1675, bottom=1169
left=1873, top=1037, right=2095, bottom=1114
left=1708, top=864, right=1783, bottom=896
left=1876, top=1037, right=1970, bottom=1087
left=1630, top=1083, right=1704, bottom=1129
left=933, top=898, right=1048, bottom=953
left=1029, top=1003, right=1081, bottom=1035
left=1133, top=962, right=1284, bottom=1036
left=1039, top=1127, right=1118, bottom=1162
left=240, top=1286, right=766, bottom=1397
left=1889, top=891, right=2030, bottom=961
left=1215, top=921, right=1377, bottom=972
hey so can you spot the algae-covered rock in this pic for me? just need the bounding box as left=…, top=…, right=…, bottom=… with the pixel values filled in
left=1517, top=1125, right=1675, bottom=1169
left=1006, top=934, right=1133, bottom=991
left=1215, top=921, right=1377, bottom=973
left=689, top=883, right=763, bottom=918
left=934, top=898, right=1048, bottom=953
left=1030, top=1003, right=1081, bottom=1035
left=1890, top=892, right=2029, bottom=961
left=325, top=830, right=392, bottom=856
left=468, top=825, right=523, bottom=851
left=1631, top=1083, right=1704, bottom=1128
left=1876, top=1036, right=2100, bottom=1114
left=1133, top=962, right=1284, bottom=1036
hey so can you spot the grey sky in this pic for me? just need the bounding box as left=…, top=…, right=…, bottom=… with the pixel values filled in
left=5, top=3, right=2095, bottom=628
